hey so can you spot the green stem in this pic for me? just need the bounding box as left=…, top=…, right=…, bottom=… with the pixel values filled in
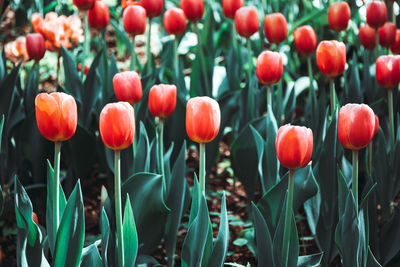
left=199, top=143, right=206, bottom=197
left=231, top=21, right=237, bottom=49
left=247, top=38, right=255, bottom=120
left=388, top=89, right=395, bottom=150
left=329, top=78, right=335, bottom=118
left=282, top=169, right=295, bottom=267
left=53, top=142, right=61, bottom=239
left=375, top=29, right=379, bottom=58
left=368, top=142, right=372, bottom=176
left=352, top=150, right=359, bottom=212
left=193, top=23, right=211, bottom=96
left=174, top=36, right=179, bottom=74
left=307, top=56, right=314, bottom=111
left=262, top=0, right=268, bottom=12
left=267, top=85, right=272, bottom=110
left=146, top=18, right=152, bottom=71
left=84, top=12, right=90, bottom=56
left=157, top=119, right=166, bottom=192
left=114, top=150, right=124, bottom=267
left=130, top=36, right=136, bottom=71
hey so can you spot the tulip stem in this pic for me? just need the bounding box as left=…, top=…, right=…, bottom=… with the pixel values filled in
left=368, top=142, right=373, bottom=176
left=307, top=56, right=314, bottom=111
left=53, top=142, right=61, bottom=239
left=267, top=85, right=272, bottom=109
left=247, top=38, right=255, bottom=120
left=352, top=150, right=359, bottom=212
left=375, top=29, right=379, bottom=58
left=174, top=36, right=179, bottom=74
left=157, top=119, right=166, bottom=193
left=283, top=169, right=295, bottom=267
left=388, top=89, right=395, bottom=150
left=193, top=23, right=211, bottom=96
left=146, top=18, right=152, bottom=71
left=199, top=143, right=206, bottom=197
left=114, top=150, right=124, bottom=267
left=84, top=12, right=90, bottom=56
left=231, top=21, right=236, bottom=49
left=329, top=78, right=335, bottom=118
left=130, top=36, right=136, bottom=71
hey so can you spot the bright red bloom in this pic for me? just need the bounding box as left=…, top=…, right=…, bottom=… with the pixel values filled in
left=163, top=8, right=187, bottom=36
left=180, top=0, right=204, bottom=22
left=374, top=115, right=379, bottom=137
left=338, top=104, right=376, bottom=150
left=234, top=7, right=259, bottom=38
left=32, top=212, right=39, bottom=225
left=256, top=50, right=283, bottom=85
left=222, top=0, right=244, bottom=19
left=186, top=97, right=221, bottom=144
left=390, top=30, right=400, bottom=54
left=148, top=84, right=177, bottom=119
left=316, top=40, right=346, bottom=78
left=275, top=124, right=313, bottom=170
left=113, top=71, right=143, bottom=106
left=26, top=33, right=46, bottom=61
left=378, top=22, right=396, bottom=48
left=73, top=0, right=95, bottom=10
left=264, top=13, right=287, bottom=45
left=328, top=1, right=351, bottom=32
left=375, top=55, right=400, bottom=89
left=366, top=1, right=387, bottom=29
left=123, top=5, right=147, bottom=36
left=359, top=24, right=376, bottom=50
left=99, top=102, right=135, bottom=151
left=35, top=92, right=78, bottom=142
left=293, top=25, right=317, bottom=57
left=140, top=0, right=163, bottom=18
left=88, top=1, right=110, bottom=30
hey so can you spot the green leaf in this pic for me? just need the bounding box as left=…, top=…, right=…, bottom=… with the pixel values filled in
left=0, top=185, right=3, bottom=216
left=133, top=123, right=151, bottom=174
left=23, top=65, right=38, bottom=115
left=379, top=207, right=400, bottom=265
left=297, top=252, right=323, bottom=267
left=101, top=207, right=110, bottom=267
left=80, top=243, right=102, bottom=267
left=0, top=114, right=3, bottom=152
left=53, top=180, right=85, bottom=267
left=188, top=174, right=200, bottom=226
left=0, top=63, right=21, bottom=118
left=123, top=195, right=138, bottom=267
left=367, top=247, right=382, bottom=267
left=251, top=202, right=274, bottom=266
left=61, top=47, right=82, bottom=102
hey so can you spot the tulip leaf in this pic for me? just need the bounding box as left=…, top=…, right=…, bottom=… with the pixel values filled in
left=379, top=207, right=400, bottom=265
left=80, top=243, right=102, bottom=267
left=0, top=63, right=21, bottom=119
left=133, top=122, right=151, bottom=174
left=61, top=47, right=82, bottom=102
left=251, top=202, right=274, bottom=266
left=123, top=195, right=138, bottom=267
left=23, top=65, right=38, bottom=115
left=53, top=180, right=85, bottom=267
left=0, top=185, right=3, bottom=216
left=297, top=252, right=323, bottom=267
left=101, top=207, right=110, bottom=267
left=367, top=247, right=382, bottom=267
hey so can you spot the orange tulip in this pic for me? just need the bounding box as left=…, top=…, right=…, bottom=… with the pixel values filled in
left=35, top=92, right=77, bottom=142
left=113, top=71, right=143, bottom=106
left=222, top=0, right=244, bottom=19
left=264, top=13, right=288, bottom=45
left=256, top=50, right=283, bottom=85
left=234, top=7, right=259, bottom=38
left=186, top=97, right=220, bottom=144
left=376, top=55, right=400, bottom=89
left=390, top=29, right=400, bottom=54
left=366, top=1, right=387, bottom=29
left=328, top=1, right=351, bottom=32
left=275, top=124, right=313, bottom=170
left=99, top=102, right=135, bottom=150
left=123, top=5, right=147, bottom=36
left=163, top=8, right=187, bottom=36
left=338, top=103, right=376, bottom=150
left=293, top=25, right=317, bottom=57
left=180, top=0, right=204, bottom=22
left=359, top=24, right=376, bottom=50
left=378, top=22, right=396, bottom=48
left=148, top=84, right=177, bottom=119
left=316, top=40, right=346, bottom=78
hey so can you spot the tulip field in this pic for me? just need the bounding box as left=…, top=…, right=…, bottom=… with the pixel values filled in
left=2, top=0, right=400, bottom=266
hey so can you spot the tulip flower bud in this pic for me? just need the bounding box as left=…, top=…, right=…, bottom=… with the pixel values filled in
left=35, top=92, right=78, bottom=142
left=374, top=115, right=379, bottom=137
left=113, top=71, right=142, bottom=106
left=26, top=33, right=46, bottom=61
left=264, top=13, right=288, bottom=45
left=256, top=50, right=283, bottom=85
left=148, top=84, right=177, bottom=119
left=338, top=103, right=376, bottom=150
left=328, top=1, right=351, bottom=32
left=275, top=124, right=313, bottom=170
left=99, top=102, right=135, bottom=150
left=222, top=0, right=244, bottom=19
left=359, top=24, right=376, bottom=50
left=32, top=212, right=39, bottom=225
left=316, top=40, right=346, bottom=78
left=378, top=22, right=396, bottom=48
left=180, top=0, right=204, bottom=22
left=293, top=25, right=317, bottom=57
left=73, top=0, right=95, bottom=10
left=163, top=8, right=187, bottom=36
left=141, top=0, right=164, bottom=18
left=234, top=7, right=259, bottom=38
left=390, top=30, right=400, bottom=54
left=366, top=1, right=387, bottom=29
left=376, top=55, right=400, bottom=89
left=88, top=1, right=110, bottom=30
left=123, top=5, right=147, bottom=36
left=186, top=97, right=221, bottom=144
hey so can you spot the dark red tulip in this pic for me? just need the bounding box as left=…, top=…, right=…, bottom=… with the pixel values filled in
left=316, top=40, right=346, bottom=78
left=256, top=50, right=283, bottom=85
left=140, top=0, right=163, bottom=18
left=293, top=25, right=317, bottom=57
left=163, top=7, right=187, bottom=36
left=73, top=0, right=95, bottom=10
left=123, top=5, right=147, bottom=36
left=328, top=1, right=351, bottom=32
left=88, top=1, right=110, bottom=30
left=26, top=33, right=46, bottom=61
left=222, top=0, right=244, bottom=19
left=180, top=0, right=204, bottom=22
left=366, top=1, right=387, bottom=29
left=390, top=29, right=400, bottom=54
left=375, top=55, right=400, bottom=89
left=378, top=22, right=396, bottom=48
left=264, top=13, right=288, bottom=45
left=234, top=7, right=259, bottom=38
left=359, top=24, right=376, bottom=50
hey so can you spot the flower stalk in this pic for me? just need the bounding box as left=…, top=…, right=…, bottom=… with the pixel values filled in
left=53, top=141, right=61, bottom=238
left=114, top=150, right=124, bottom=267
left=199, top=143, right=206, bottom=198
left=282, top=169, right=295, bottom=267
left=352, top=150, right=359, bottom=212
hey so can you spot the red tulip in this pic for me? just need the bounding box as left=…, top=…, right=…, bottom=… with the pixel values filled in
left=113, top=71, right=142, bottom=106
left=264, top=13, right=288, bottom=45
left=99, top=102, right=135, bottom=150
left=77, top=63, right=89, bottom=75
left=338, top=103, right=376, bottom=150
left=73, top=0, right=95, bottom=10
left=390, top=29, right=400, bottom=54
left=328, top=1, right=351, bottom=32
left=293, top=25, right=317, bottom=57
left=123, top=5, right=147, bottom=36
left=163, top=8, right=187, bottom=36
left=375, top=55, right=400, bottom=89
left=222, top=0, right=244, bottom=20
left=374, top=115, right=379, bottom=137
left=140, top=0, right=163, bottom=18
left=186, top=97, right=220, bottom=144
left=256, top=50, right=283, bottom=85
left=378, top=22, right=396, bottom=48
left=35, top=92, right=77, bottom=142
left=275, top=124, right=313, bottom=170
left=148, top=84, right=177, bottom=119
left=180, top=0, right=204, bottom=22
left=366, top=1, right=387, bottom=29
left=316, top=40, right=346, bottom=78
left=26, top=33, right=46, bottom=61
left=88, top=1, right=110, bottom=30
left=359, top=24, right=376, bottom=50
left=234, top=7, right=259, bottom=38
left=32, top=212, right=39, bottom=225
